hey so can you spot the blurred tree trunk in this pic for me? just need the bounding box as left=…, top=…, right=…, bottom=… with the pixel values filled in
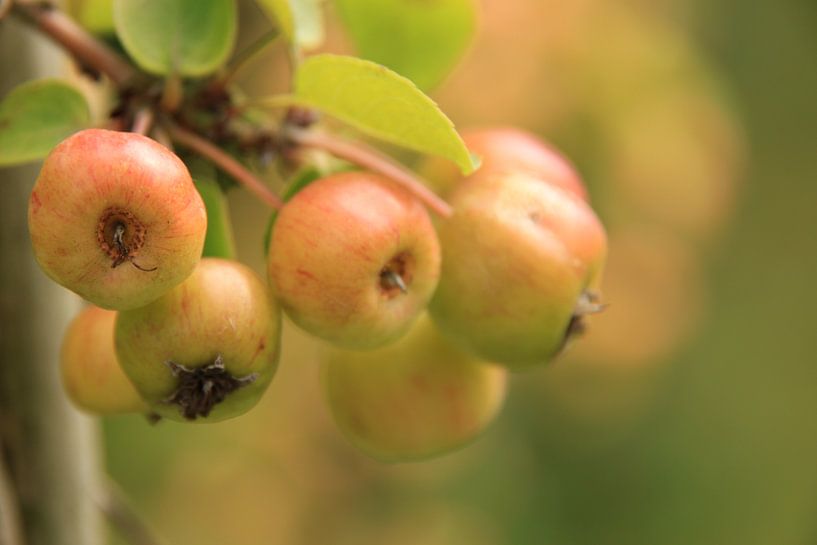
left=0, top=13, right=103, bottom=545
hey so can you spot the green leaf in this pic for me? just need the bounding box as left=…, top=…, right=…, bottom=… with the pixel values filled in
left=255, top=0, right=324, bottom=50
left=335, top=0, right=476, bottom=91
left=0, top=80, right=91, bottom=167
left=113, top=0, right=237, bottom=76
left=293, top=55, right=476, bottom=174
left=188, top=159, right=237, bottom=259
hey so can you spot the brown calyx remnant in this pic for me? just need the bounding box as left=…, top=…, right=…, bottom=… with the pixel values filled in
left=559, top=291, right=607, bottom=353
left=163, top=355, right=258, bottom=421
left=96, top=207, right=156, bottom=271
left=379, top=252, right=414, bottom=298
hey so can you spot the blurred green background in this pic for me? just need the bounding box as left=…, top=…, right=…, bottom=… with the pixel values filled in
left=95, top=0, right=817, bottom=544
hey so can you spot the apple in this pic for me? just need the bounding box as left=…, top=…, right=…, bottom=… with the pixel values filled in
left=323, top=315, right=507, bottom=462
left=60, top=305, right=147, bottom=414
left=421, top=127, right=588, bottom=200
left=115, top=258, right=281, bottom=422
left=430, top=171, right=606, bottom=368
left=28, top=128, right=207, bottom=310
left=268, top=172, right=441, bottom=349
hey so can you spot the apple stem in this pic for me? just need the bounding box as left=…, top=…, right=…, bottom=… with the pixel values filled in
left=11, top=1, right=136, bottom=87
left=165, top=123, right=283, bottom=210
left=288, top=129, right=454, bottom=219
left=130, top=107, right=154, bottom=136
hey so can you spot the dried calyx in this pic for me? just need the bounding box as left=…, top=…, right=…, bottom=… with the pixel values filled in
left=97, top=207, right=156, bottom=271
left=560, top=291, right=607, bottom=351
left=379, top=253, right=413, bottom=297
left=163, top=355, right=258, bottom=420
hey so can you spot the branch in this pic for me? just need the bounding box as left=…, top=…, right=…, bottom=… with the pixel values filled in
left=0, top=21, right=104, bottom=545
left=288, top=129, right=453, bottom=218
left=12, top=1, right=135, bottom=86
left=165, top=123, right=283, bottom=210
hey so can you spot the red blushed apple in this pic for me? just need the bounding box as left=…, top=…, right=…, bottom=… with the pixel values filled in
left=28, top=129, right=207, bottom=310
left=61, top=305, right=147, bottom=414
left=421, top=127, right=588, bottom=200
left=430, top=171, right=607, bottom=368
left=115, top=258, right=281, bottom=422
left=323, top=315, right=507, bottom=462
left=267, top=172, right=441, bottom=349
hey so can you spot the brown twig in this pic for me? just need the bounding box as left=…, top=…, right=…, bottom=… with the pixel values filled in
left=12, top=1, right=135, bottom=86
left=288, top=129, right=453, bottom=218
left=96, top=479, right=167, bottom=545
left=166, top=123, right=282, bottom=209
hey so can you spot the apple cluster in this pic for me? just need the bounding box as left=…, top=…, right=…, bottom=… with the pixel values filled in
left=32, top=126, right=606, bottom=461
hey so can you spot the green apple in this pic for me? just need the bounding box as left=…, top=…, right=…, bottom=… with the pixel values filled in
left=430, top=171, right=607, bottom=368
left=268, top=172, right=441, bottom=349
left=421, top=127, right=587, bottom=200
left=60, top=305, right=147, bottom=414
left=28, top=129, right=207, bottom=310
left=115, top=258, right=281, bottom=422
left=323, top=315, right=507, bottom=462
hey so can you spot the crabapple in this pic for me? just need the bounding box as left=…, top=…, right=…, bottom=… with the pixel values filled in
left=60, top=305, right=147, bottom=414
left=114, top=258, right=281, bottom=422
left=430, top=171, right=607, bottom=368
left=322, top=315, right=507, bottom=462
left=421, top=127, right=587, bottom=200
left=268, top=172, right=441, bottom=349
left=28, top=129, right=207, bottom=310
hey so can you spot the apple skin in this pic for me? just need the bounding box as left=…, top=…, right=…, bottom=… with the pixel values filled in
left=115, top=258, right=281, bottom=422
left=60, top=305, right=147, bottom=414
left=268, top=172, right=441, bottom=349
left=429, top=172, right=607, bottom=368
left=421, top=127, right=588, bottom=200
left=322, top=315, right=507, bottom=462
left=28, top=129, right=207, bottom=310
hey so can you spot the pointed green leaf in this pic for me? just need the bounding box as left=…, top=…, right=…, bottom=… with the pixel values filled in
left=188, top=159, right=237, bottom=259
left=255, top=0, right=324, bottom=50
left=113, top=0, right=237, bottom=76
left=294, top=55, right=475, bottom=173
left=335, top=0, right=476, bottom=91
left=0, top=80, right=91, bottom=167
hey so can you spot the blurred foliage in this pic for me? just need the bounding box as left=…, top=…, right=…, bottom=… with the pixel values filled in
left=99, top=0, right=817, bottom=544
left=334, top=0, right=477, bottom=91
